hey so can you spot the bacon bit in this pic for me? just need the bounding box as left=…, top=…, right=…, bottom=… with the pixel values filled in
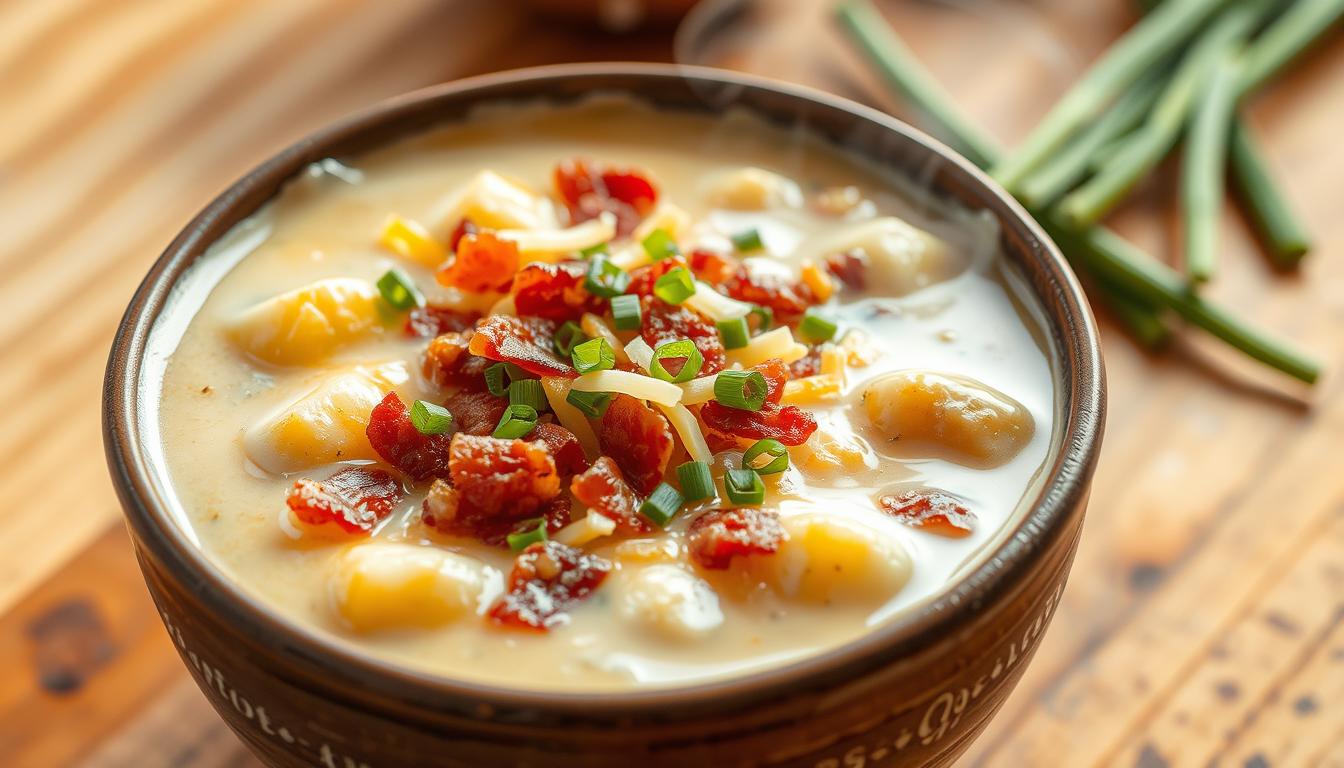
left=437, top=231, right=518, bottom=293
left=688, top=508, right=786, bottom=570
left=700, top=358, right=817, bottom=446
left=879, top=490, right=976, bottom=538
left=423, top=331, right=491, bottom=390
left=789, top=346, right=823, bottom=379
left=530, top=422, right=590, bottom=475
left=448, top=218, right=478, bottom=252
left=625, top=256, right=689, bottom=297
left=724, top=262, right=816, bottom=322
left=488, top=540, right=613, bottom=631
left=286, top=467, right=402, bottom=534
left=512, top=261, right=603, bottom=321
left=824, top=250, right=869, bottom=290
left=448, top=433, right=560, bottom=520
left=598, top=394, right=674, bottom=495
left=469, top=315, right=576, bottom=378
left=366, top=392, right=453, bottom=481
left=423, top=480, right=571, bottom=545
left=406, top=305, right=480, bottom=338
left=641, top=297, right=727, bottom=375
left=689, top=249, right=739, bottom=285
left=554, top=158, right=658, bottom=237
left=570, top=457, right=650, bottom=534
left=444, top=389, right=508, bottom=436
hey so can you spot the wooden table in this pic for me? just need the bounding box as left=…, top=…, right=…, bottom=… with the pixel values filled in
left=1, top=1, right=1340, bottom=765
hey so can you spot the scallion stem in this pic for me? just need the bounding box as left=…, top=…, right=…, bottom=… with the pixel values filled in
left=1228, top=120, right=1311, bottom=268
left=1181, top=51, right=1241, bottom=284
left=1237, top=0, right=1344, bottom=94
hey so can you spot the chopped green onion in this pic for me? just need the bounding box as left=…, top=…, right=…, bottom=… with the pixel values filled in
left=492, top=404, right=538, bottom=439
left=798, top=308, right=838, bottom=343
left=748, top=304, right=774, bottom=332
left=676, top=461, right=715, bottom=502
left=610, top=294, right=643, bottom=331
left=504, top=362, right=532, bottom=381
left=724, top=468, right=765, bottom=505
left=484, top=363, right=509, bottom=397
left=585, top=255, right=631, bottom=298
left=506, top=518, right=548, bottom=551
left=553, top=321, right=588, bottom=357
left=716, top=316, right=751, bottom=350
left=566, top=388, right=613, bottom=418
left=641, top=228, right=680, bottom=261
left=409, top=400, right=454, bottom=435
left=571, top=337, right=616, bottom=375
left=639, top=482, right=685, bottom=527
left=713, top=370, right=768, bottom=411
left=579, top=242, right=609, bottom=258
left=730, top=228, right=764, bottom=253
left=649, top=339, right=705, bottom=383
left=742, top=439, right=789, bottom=474
left=507, top=379, right=548, bottom=412
left=653, top=266, right=696, bottom=305
left=376, top=268, right=423, bottom=311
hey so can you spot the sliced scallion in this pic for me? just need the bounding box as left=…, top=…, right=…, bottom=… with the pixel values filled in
left=579, top=242, right=609, bottom=258
left=713, top=369, right=768, bottom=411
left=507, top=379, right=548, bottom=412
left=653, top=266, right=696, bottom=305
left=716, top=316, right=751, bottom=350
left=571, top=337, right=616, bottom=375
left=506, top=518, right=548, bottom=551
left=748, top=304, right=774, bottom=332
left=493, top=404, right=538, bottom=439
left=799, top=308, right=838, bottom=343
left=724, top=468, right=765, bottom=505
left=639, top=482, right=685, bottom=527
left=376, top=267, right=424, bottom=311
left=610, top=294, right=643, bottom=330
left=742, top=438, right=789, bottom=474
left=409, top=400, right=454, bottom=435
left=649, top=339, right=705, bottom=383
left=553, top=321, right=588, bottom=357
left=641, top=228, right=680, bottom=261
left=566, top=388, right=613, bottom=418
left=484, top=363, right=509, bottom=397
left=676, top=461, right=715, bottom=502
left=730, top=228, right=764, bottom=253
left=585, top=255, right=631, bottom=298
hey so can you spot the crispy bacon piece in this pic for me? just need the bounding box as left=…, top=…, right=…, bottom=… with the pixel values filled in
left=689, top=249, right=739, bottom=286
left=448, top=218, right=478, bottom=252
left=554, top=158, right=658, bottom=237
left=569, top=456, right=649, bottom=534
left=437, top=231, right=518, bottom=293
left=366, top=392, right=453, bottom=481
left=688, top=508, right=786, bottom=570
left=444, top=389, right=508, bottom=436
left=406, top=305, right=480, bottom=339
left=641, top=297, right=727, bottom=375
left=625, top=256, right=689, bottom=297
left=422, top=480, right=571, bottom=545
left=286, top=467, right=402, bottom=534
left=469, top=315, right=576, bottom=378
left=530, top=422, right=590, bottom=475
left=423, top=331, right=491, bottom=390
left=448, top=433, right=560, bottom=520
left=824, top=250, right=869, bottom=290
left=724, top=262, right=816, bottom=321
left=700, top=359, right=818, bottom=446
left=879, top=490, right=976, bottom=538
left=488, top=541, right=613, bottom=631
left=512, top=261, right=603, bottom=321
left=598, top=394, right=674, bottom=495
left=789, top=346, right=823, bottom=379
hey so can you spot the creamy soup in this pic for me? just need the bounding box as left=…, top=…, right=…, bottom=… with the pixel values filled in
left=156, top=99, right=1056, bottom=691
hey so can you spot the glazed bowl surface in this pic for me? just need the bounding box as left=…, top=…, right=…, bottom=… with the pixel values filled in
left=103, top=62, right=1105, bottom=768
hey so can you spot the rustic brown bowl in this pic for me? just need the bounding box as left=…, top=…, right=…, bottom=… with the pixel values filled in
left=103, top=63, right=1105, bottom=768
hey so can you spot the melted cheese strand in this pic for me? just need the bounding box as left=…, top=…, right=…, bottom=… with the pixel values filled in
left=725, top=327, right=809, bottom=368
left=570, top=369, right=683, bottom=407
left=541, top=377, right=600, bottom=458
left=656, top=402, right=713, bottom=463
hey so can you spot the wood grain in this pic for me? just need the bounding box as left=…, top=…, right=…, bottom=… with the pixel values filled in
left=0, top=0, right=1340, bottom=765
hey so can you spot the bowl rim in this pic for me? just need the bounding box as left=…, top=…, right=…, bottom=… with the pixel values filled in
left=103, top=61, right=1104, bottom=717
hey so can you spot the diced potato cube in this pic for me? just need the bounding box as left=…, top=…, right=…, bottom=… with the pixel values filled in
left=226, top=278, right=383, bottom=366
left=796, top=217, right=961, bottom=297
left=755, top=513, right=911, bottom=605
left=380, top=214, right=446, bottom=268
left=861, top=371, right=1034, bottom=467
left=618, top=564, right=723, bottom=640
left=431, top=170, right=558, bottom=232
left=704, top=167, right=803, bottom=210
left=791, top=426, right=877, bottom=474
left=243, top=363, right=408, bottom=473
left=781, top=374, right=844, bottom=406
left=333, top=543, right=501, bottom=633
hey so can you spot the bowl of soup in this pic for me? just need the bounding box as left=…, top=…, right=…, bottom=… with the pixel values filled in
left=104, top=63, right=1104, bottom=767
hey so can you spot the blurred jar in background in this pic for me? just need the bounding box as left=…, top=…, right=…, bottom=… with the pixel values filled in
left=522, top=0, right=700, bottom=31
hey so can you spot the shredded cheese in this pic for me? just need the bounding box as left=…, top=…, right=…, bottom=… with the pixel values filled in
left=683, top=281, right=752, bottom=322
left=553, top=512, right=617, bottom=547
left=656, top=402, right=713, bottom=463
left=726, top=327, right=809, bottom=369
left=782, top=374, right=844, bottom=406
left=623, top=337, right=654, bottom=371
left=379, top=214, right=445, bottom=268
left=677, top=374, right=720, bottom=405
left=608, top=242, right=650, bottom=271
left=582, top=313, right=629, bottom=365
left=800, top=259, right=835, bottom=302
left=498, top=213, right=614, bottom=257
left=632, top=202, right=692, bottom=243
left=819, top=342, right=845, bottom=377
left=541, top=377, right=600, bottom=458
left=570, top=369, right=682, bottom=407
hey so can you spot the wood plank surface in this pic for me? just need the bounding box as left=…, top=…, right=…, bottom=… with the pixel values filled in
left=0, top=0, right=1340, bottom=766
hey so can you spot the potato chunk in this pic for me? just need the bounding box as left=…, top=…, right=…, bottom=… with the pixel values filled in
left=796, top=217, right=960, bottom=297
left=618, top=565, right=724, bottom=640
left=861, top=371, right=1034, bottom=467
left=431, top=170, right=558, bottom=232
left=756, top=513, right=911, bottom=605
left=243, top=363, right=408, bottom=474
left=333, top=543, right=501, bottom=633
left=704, top=167, right=803, bottom=210
left=226, top=278, right=382, bottom=366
